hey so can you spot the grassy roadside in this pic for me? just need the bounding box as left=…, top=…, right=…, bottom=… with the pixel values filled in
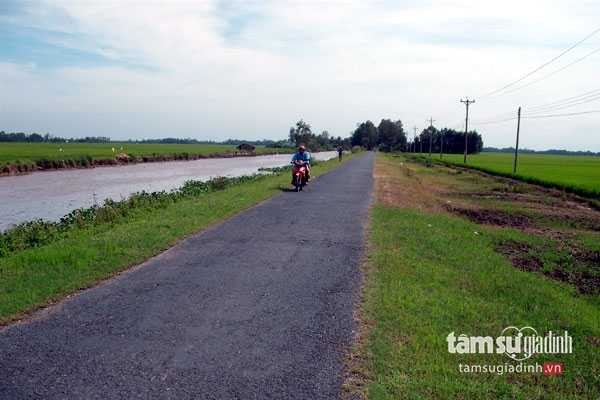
left=0, top=154, right=357, bottom=325
left=351, top=154, right=600, bottom=399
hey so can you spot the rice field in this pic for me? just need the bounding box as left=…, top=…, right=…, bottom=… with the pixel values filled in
left=0, top=142, right=287, bottom=165
left=437, top=152, right=600, bottom=196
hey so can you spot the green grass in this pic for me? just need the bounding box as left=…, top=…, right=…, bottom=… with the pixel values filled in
left=0, top=142, right=290, bottom=166
left=363, top=206, right=600, bottom=399
left=0, top=154, right=354, bottom=324
left=438, top=152, right=600, bottom=197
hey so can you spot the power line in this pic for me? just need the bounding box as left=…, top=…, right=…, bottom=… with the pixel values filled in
left=473, top=109, right=600, bottom=125
left=526, top=94, right=600, bottom=113
left=472, top=111, right=515, bottom=122
left=472, top=116, right=518, bottom=125
left=502, top=46, right=600, bottom=95
left=471, top=108, right=519, bottom=124
left=471, top=88, right=600, bottom=125
left=481, top=26, right=600, bottom=98
left=523, top=109, right=600, bottom=119
left=527, top=88, right=600, bottom=109
left=525, top=88, right=600, bottom=112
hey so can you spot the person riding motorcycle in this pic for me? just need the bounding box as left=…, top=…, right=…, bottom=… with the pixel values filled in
left=291, top=144, right=311, bottom=184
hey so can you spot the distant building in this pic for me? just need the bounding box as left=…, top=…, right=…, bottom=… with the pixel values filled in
left=236, top=143, right=256, bottom=152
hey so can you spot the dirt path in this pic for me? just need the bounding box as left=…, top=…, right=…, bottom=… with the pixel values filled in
left=0, top=153, right=374, bottom=399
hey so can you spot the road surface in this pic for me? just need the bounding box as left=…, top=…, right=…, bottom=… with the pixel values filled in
left=0, top=152, right=374, bottom=399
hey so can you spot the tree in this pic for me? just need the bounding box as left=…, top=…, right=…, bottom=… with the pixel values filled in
left=286, top=120, right=348, bottom=150
left=377, top=119, right=407, bottom=152
left=418, top=126, right=439, bottom=154
left=28, top=133, right=44, bottom=142
left=432, top=128, right=483, bottom=154
left=316, top=130, right=330, bottom=148
left=351, top=121, right=378, bottom=150
left=289, top=119, right=313, bottom=147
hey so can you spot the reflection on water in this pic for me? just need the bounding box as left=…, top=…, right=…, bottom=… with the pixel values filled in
left=0, top=151, right=336, bottom=231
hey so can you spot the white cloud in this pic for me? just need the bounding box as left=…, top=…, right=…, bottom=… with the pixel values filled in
left=1, top=0, right=598, bottom=149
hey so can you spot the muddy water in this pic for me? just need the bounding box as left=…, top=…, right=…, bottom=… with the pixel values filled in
left=0, top=151, right=337, bottom=231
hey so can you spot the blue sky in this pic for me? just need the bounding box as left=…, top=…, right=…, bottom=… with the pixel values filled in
left=0, top=24, right=113, bottom=68
left=1, top=0, right=599, bottom=150
left=0, top=1, right=149, bottom=69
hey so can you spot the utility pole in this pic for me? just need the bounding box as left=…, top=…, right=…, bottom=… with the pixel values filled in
left=460, top=98, right=475, bottom=163
left=513, top=106, right=521, bottom=174
left=440, top=129, right=444, bottom=159
left=413, top=126, right=418, bottom=153
left=427, top=117, right=435, bottom=158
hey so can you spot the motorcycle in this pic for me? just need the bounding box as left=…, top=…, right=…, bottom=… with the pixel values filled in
left=291, top=160, right=308, bottom=192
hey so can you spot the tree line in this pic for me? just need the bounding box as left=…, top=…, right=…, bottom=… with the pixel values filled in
left=350, top=120, right=483, bottom=154
left=289, top=120, right=351, bottom=151
left=0, top=132, right=111, bottom=143
left=351, top=120, right=406, bottom=151
left=2, top=121, right=484, bottom=154
left=482, top=147, right=600, bottom=157
left=413, top=127, right=483, bottom=154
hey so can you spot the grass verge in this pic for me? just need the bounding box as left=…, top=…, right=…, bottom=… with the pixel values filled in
left=363, top=207, right=599, bottom=399
left=0, top=154, right=356, bottom=325
left=352, top=153, right=600, bottom=399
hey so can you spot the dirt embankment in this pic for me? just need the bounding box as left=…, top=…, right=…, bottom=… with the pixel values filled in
left=0, top=150, right=272, bottom=177
left=445, top=187, right=600, bottom=295
left=373, top=156, right=446, bottom=212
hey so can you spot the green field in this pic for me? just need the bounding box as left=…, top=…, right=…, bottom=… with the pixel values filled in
left=436, top=152, right=600, bottom=196
left=0, top=142, right=290, bottom=166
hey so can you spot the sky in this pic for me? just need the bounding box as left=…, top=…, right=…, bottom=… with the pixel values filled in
left=0, top=0, right=599, bottom=151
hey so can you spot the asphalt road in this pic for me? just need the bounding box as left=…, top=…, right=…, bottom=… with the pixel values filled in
left=0, top=152, right=374, bottom=400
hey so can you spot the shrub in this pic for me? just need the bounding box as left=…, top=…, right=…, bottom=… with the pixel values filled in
left=0, top=174, right=273, bottom=258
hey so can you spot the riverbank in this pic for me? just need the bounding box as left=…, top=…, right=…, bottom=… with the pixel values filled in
left=0, top=142, right=294, bottom=177
left=0, top=152, right=337, bottom=231
left=0, top=153, right=359, bottom=325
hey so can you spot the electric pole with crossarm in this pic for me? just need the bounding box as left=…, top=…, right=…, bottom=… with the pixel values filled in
left=460, top=98, right=475, bottom=163
left=413, top=126, right=418, bottom=153
left=440, top=128, right=444, bottom=159
left=427, top=117, right=435, bottom=158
